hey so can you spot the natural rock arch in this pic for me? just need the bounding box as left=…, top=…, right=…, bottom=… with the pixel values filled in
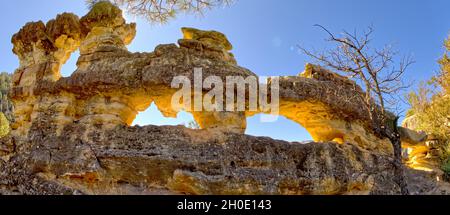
left=5, top=1, right=437, bottom=195
left=8, top=3, right=391, bottom=152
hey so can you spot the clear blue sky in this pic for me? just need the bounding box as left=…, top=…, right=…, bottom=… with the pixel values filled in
left=1, top=0, right=449, bottom=142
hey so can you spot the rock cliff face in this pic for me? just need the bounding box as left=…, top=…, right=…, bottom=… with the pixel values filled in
left=401, top=118, right=444, bottom=175
left=1, top=2, right=447, bottom=195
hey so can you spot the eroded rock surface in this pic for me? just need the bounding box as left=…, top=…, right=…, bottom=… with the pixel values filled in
left=1, top=1, right=447, bottom=195
left=400, top=117, right=445, bottom=176
left=1, top=123, right=400, bottom=195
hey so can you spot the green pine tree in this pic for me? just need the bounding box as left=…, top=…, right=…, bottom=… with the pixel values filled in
left=408, top=36, right=450, bottom=177
left=0, top=72, right=14, bottom=121
left=0, top=112, right=10, bottom=138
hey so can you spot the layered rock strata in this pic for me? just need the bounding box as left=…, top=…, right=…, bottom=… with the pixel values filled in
left=2, top=2, right=441, bottom=195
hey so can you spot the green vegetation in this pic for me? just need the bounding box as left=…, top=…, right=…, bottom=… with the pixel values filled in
left=408, top=37, right=450, bottom=175
left=84, top=0, right=122, bottom=21
left=85, top=0, right=232, bottom=23
left=0, top=112, right=10, bottom=138
left=443, top=159, right=450, bottom=180
left=0, top=72, right=13, bottom=138
left=0, top=72, right=13, bottom=122
left=407, top=86, right=450, bottom=141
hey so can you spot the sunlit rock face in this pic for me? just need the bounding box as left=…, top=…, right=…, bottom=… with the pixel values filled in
left=400, top=119, right=443, bottom=174
left=179, top=27, right=237, bottom=65
left=3, top=1, right=447, bottom=195
left=10, top=13, right=82, bottom=138
left=276, top=64, right=393, bottom=154
left=78, top=1, right=136, bottom=56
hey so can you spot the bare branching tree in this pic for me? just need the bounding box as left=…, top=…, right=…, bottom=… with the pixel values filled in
left=86, top=0, right=233, bottom=23
left=299, top=25, right=414, bottom=195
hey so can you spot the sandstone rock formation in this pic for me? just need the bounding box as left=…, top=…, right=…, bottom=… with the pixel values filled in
left=401, top=119, right=443, bottom=174
left=1, top=2, right=448, bottom=195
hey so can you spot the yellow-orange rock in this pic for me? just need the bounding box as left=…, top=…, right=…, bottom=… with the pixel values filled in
left=4, top=1, right=446, bottom=195
left=179, top=27, right=236, bottom=64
